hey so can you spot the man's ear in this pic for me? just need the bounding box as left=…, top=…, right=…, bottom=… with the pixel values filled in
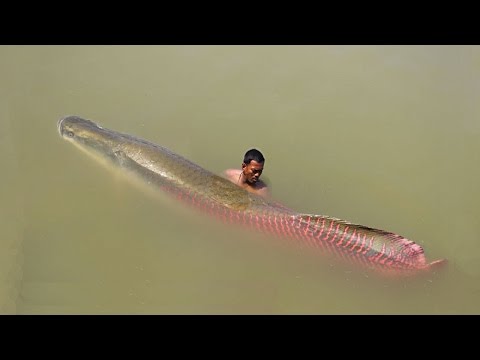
left=241, top=162, right=246, bottom=169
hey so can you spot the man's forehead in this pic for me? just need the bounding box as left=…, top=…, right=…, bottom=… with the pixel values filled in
left=248, top=160, right=264, bottom=168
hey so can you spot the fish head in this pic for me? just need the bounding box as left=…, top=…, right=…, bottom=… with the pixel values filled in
left=58, top=115, right=122, bottom=163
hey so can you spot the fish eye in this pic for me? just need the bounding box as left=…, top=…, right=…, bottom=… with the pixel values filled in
left=67, top=131, right=74, bottom=138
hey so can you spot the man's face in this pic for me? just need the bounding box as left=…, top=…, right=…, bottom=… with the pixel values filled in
left=242, top=160, right=264, bottom=184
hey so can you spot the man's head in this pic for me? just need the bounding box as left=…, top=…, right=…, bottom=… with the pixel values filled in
left=242, top=148, right=265, bottom=184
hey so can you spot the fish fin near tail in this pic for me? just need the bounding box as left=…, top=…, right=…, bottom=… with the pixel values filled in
left=294, top=213, right=427, bottom=263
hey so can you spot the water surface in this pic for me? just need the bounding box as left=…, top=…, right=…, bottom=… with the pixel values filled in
left=1, top=45, right=479, bottom=314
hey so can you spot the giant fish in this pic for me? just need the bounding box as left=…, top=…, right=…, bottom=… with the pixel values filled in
left=57, top=116, right=447, bottom=277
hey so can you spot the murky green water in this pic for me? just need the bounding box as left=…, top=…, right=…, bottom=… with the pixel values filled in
left=1, top=45, right=479, bottom=314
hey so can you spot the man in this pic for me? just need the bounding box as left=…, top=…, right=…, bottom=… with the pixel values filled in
left=224, top=148, right=270, bottom=198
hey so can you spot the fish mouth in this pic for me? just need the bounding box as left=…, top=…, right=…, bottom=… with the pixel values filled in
left=57, top=116, right=69, bottom=136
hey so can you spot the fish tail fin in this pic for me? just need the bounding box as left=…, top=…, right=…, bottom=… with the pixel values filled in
left=424, top=258, right=448, bottom=271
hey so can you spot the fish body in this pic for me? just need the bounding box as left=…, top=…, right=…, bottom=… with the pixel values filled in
left=58, top=116, right=446, bottom=277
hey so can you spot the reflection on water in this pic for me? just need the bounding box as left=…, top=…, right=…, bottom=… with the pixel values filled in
left=1, top=45, right=480, bottom=314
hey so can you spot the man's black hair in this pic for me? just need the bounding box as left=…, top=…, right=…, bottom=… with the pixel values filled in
left=243, top=149, right=265, bottom=164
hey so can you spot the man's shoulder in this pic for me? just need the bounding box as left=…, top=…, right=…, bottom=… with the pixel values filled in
left=224, top=168, right=241, bottom=177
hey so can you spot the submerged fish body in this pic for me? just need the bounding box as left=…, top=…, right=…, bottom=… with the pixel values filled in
left=58, top=115, right=447, bottom=277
